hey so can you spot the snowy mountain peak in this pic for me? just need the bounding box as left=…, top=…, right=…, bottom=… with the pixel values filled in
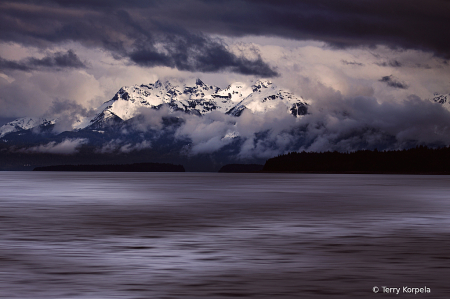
left=0, top=117, right=56, bottom=138
left=153, top=79, right=163, bottom=88
left=227, top=84, right=307, bottom=117
left=215, top=82, right=254, bottom=103
left=252, top=79, right=273, bottom=91
left=195, top=78, right=206, bottom=86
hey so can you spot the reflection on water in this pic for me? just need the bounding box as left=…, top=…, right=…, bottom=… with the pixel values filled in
left=0, top=172, right=449, bottom=298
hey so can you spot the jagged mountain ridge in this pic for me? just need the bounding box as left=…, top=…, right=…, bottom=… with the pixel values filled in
left=81, top=78, right=308, bottom=129
left=1, top=79, right=309, bottom=137
left=3, top=84, right=450, bottom=142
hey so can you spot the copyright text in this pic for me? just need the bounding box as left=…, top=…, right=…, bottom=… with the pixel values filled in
left=373, top=286, right=431, bottom=294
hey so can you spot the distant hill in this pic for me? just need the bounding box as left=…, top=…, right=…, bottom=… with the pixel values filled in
left=218, top=164, right=264, bottom=173
left=34, top=163, right=185, bottom=172
left=263, top=147, right=450, bottom=174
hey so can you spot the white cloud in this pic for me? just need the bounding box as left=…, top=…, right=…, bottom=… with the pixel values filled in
left=24, top=138, right=88, bottom=154
left=120, top=140, right=152, bottom=153
left=98, top=138, right=152, bottom=154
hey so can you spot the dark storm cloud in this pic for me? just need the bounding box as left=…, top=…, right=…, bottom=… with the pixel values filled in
left=129, top=33, right=278, bottom=76
left=2, top=0, right=449, bottom=75
left=379, top=75, right=408, bottom=89
left=233, top=0, right=450, bottom=57
left=0, top=50, right=86, bottom=71
left=0, top=1, right=278, bottom=76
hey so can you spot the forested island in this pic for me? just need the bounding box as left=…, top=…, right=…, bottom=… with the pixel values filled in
left=33, top=163, right=185, bottom=172
left=263, top=146, right=450, bottom=174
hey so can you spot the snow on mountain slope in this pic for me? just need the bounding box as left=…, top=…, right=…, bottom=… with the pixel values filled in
left=0, top=117, right=55, bottom=138
left=215, top=81, right=254, bottom=104
left=81, top=79, right=233, bottom=129
left=162, top=79, right=231, bottom=114
left=227, top=80, right=308, bottom=117
left=6, top=79, right=308, bottom=132
left=432, top=93, right=450, bottom=111
left=89, top=79, right=307, bottom=125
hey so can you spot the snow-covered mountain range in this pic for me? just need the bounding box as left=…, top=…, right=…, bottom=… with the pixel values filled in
left=80, top=78, right=308, bottom=129
left=2, top=79, right=449, bottom=152
left=1, top=79, right=308, bottom=137
left=1, top=81, right=449, bottom=171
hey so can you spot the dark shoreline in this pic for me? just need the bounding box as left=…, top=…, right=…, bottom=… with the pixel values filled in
left=263, top=146, right=450, bottom=174
left=33, top=163, right=185, bottom=172
left=259, top=170, right=450, bottom=175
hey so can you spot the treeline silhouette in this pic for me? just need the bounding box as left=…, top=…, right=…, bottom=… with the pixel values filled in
left=263, top=146, right=450, bottom=174
left=33, top=163, right=185, bottom=172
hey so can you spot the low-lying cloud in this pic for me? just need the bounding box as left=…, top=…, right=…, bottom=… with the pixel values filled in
left=296, top=95, right=450, bottom=152
left=45, top=99, right=98, bottom=133
left=11, top=90, right=450, bottom=161
left=124, top=94, right=450, bottom=160
left=23, top=138, right=88, bottom=154
left=98, top=139, right=152, bottom=154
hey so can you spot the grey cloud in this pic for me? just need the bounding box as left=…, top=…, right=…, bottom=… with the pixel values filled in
left=120, top=140, right=152, bottom=153
left=0, top=58, right=30, bottom=71
left=129, top=33, right=278, bottom=76
left=47, top=98, right=93, bottom=116
left=379, top=75, right=408, bottom=89
left=0, top=50, right=86, bottom=71
left=98, top=139, right=121, bottom=154
left=129, top=93, right=450, bottom=159
left=415, top=64, right=432, bottom=69
left=20, top=89, right=448, bottom=160
left=22, top=138, right=88, bottom=154
left=127, top=0, right=450, bottom=58
left=174, top=111, right=237, bottom=155
left=3, top=0, right=449, bottom=75
left=376, top=60, right=402, bottom=68
left=296, top=95, right=450, bottom=152
left=97, top=139, right=151, bottom=154
left=0, top=1, right=278, bottom=77
left=341, top=60, right=364, bottom=66
left=130, top=105, right=180, bottom=133
left=45, top=99, right=98, bottom=134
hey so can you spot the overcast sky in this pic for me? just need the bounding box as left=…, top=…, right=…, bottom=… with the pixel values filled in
left=1, top=0, right=450, bottom=142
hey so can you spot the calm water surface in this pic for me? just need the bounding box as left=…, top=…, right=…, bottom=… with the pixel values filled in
left=0, top=172, right=449, bottom=298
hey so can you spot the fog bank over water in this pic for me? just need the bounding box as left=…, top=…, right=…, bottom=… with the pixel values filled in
left=0, top=172, right=450, bottom=298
